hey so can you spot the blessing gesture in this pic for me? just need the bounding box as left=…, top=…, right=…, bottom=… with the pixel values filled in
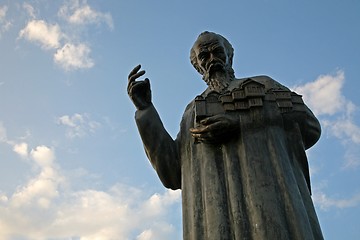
left=127, top=64, right=152, bottom=110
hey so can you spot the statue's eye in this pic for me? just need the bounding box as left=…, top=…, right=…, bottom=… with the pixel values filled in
left=198, top=53, right=208, bottom=61
left=213, top=47, right=225, bottom=55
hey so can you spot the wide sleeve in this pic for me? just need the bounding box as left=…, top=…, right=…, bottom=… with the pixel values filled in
left=135, top=104, right=181, bottom=190
left=258, top=75, right=321, bottom=149
left=294, top=104, right=321, bottom=150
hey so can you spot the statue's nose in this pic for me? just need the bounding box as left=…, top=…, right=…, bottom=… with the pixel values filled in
left=209, top=53, right=215, bottom=62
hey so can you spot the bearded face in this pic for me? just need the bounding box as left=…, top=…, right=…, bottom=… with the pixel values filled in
left=202, top=60, right=234, bottom=93
left=193, top=34, right=234, bottom=92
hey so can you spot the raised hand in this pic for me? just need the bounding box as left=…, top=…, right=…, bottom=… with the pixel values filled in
left=127, top=64, right=152, bottom=110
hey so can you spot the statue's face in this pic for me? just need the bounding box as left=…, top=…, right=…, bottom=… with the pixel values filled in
left=194, top=34, right=229, bottom=77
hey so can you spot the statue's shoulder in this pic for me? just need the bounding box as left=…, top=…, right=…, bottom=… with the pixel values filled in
left=185, top=100, right=195, bottom=111
left=236, top=75, right=290, bottom=92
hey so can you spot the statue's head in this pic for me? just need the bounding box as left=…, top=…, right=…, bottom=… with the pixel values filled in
left=190, top=31, right=235, bottom=92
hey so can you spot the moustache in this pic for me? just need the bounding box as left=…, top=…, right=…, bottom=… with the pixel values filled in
left=205, top=61, right=225, bottom=75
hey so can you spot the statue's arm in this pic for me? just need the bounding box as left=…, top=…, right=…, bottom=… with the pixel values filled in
left=135, top=104, right=181, bottom=190
left=127, top=65, right=181, bottom=190
left=295, top=105, right=321, bottom=150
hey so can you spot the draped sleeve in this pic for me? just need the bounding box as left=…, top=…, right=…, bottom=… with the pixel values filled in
left=135, top=104, right=181, bottom=190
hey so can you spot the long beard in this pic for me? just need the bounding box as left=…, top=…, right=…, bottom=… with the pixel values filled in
left=203, top=67, right=232, bottom=93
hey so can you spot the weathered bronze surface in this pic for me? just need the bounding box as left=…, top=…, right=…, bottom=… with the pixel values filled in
left=127, top=31, right=324, bottom=240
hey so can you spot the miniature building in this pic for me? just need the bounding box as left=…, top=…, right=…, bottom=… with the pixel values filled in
left=195, top=79, right=267, bottom=123
left=271, top=90, right=305, bottom=113
left=231, top=79, right=265, bottom=110
left=291, top=92, right=305, bottom=112
left=232, top=89, right=246, bottom=100
left=242, top=78, right=265, bottom=97
left=194, top=78, right=306, bottom=123
left=195, top=92, right=225, bottom=122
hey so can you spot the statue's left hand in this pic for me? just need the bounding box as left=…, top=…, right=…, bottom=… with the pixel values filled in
left=190, top=113, right=239, bottom=143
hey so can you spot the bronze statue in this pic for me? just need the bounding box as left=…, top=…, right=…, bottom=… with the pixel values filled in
left=127, top=31, right=324, bottom=240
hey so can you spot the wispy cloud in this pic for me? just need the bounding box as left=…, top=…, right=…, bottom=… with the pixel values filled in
left=0, top=5, right=12, bottom=38
left=22, top=2, right=37, bottom=19
left=313, top=191, right=360, bottom=210
left=0, top=122, right=7, bottom=142
left=0, top=5, right=7, bottom=20
left=17, top=1, right=113, bottom=71
left=293, top=70, right=360, bottom=169
left=0, top=143, right=181, bottom=239
left=322, top=108, right=360, bottom=146
left=58, top=0, right=113, bottom=29
left=0, top=122, right=30, bottom=159
left=57, top=113, right=100, bottom=138
left=12, top=142, right=29, bottom=159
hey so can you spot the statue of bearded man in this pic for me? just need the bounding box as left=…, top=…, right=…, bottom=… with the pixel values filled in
left=127, top=31, right=324, bottom=240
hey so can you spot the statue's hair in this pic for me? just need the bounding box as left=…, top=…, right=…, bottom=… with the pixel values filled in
left=190, top=31, right=234, bottom=75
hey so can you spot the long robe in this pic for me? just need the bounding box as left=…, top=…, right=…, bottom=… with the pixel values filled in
left=135, top=76, right=324, bottom=240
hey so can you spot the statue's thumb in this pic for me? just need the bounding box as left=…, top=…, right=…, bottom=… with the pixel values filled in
left=144, top=78, right=150, bottom=86
left=144, top=78, right=151, bottom=102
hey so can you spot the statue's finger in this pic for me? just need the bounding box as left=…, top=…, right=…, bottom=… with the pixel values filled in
left=128, top=64, right=141, bottom=79
left=190, top=126, right=209, bottom=134
left=205, top=121, right=223, bottom=131
left=127, top=81, right=135, bottom=94
left=200, top=114, right=224, bottom=125
left=191, top=133, right=204, bottom=139
left=128, top=70, right=146, bottom=83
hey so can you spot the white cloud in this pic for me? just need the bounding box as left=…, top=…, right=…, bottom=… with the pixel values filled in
left=30, top=145, right=55, bottom=167
left=19, top=19, right=62, bottom=49
left=2, top=136, right=181, bottom=239
left=17, top=1, right=113, bottom=71
left=13, top=142, right=28, bottom=158
left=58, top=113, right=84, bottom=128
left=59, top=0, right=113, bottom=29
left=57, top=113, right=100, bottom=138
left=143, top=190, right=182, bottom=217
left=54, top=43, right=94, bottom=71
left=0, top=123, right=30, bottom=158
left=313, top=191, right=360, bottom=210
left=136, top=223, right=176, bottom=240
left=0, top=144, right=182, bottom=240
left=0, top=5, right=12, bottom=37
left=323, top=117, right=360, bottom=145
left=293, top=70, right=360, bottom=168
left=293, top=70, right=345, bottom=116
left=10, top=145, right=61, bottom=209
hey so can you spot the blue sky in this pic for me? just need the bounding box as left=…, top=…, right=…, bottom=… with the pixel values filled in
left=0, top=0, right=359, bottom=239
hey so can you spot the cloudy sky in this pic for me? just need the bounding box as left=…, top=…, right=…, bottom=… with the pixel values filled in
left=0, top=0, right=359, bottom=239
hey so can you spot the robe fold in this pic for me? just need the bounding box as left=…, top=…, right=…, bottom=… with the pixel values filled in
left=135, top=76, right=324, bottom=240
